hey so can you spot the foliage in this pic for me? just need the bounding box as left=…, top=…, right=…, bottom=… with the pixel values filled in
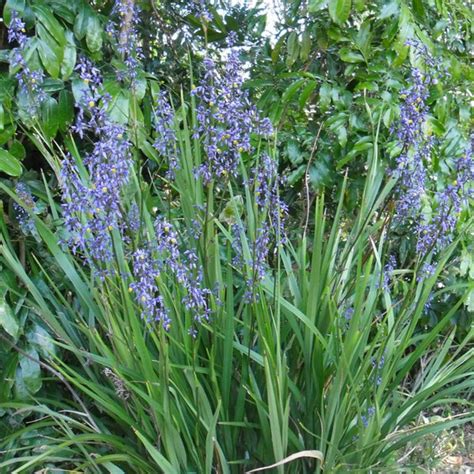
left=0, top=0, right=472, bottom=472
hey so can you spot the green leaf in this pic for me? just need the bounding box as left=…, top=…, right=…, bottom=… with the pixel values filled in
left=286, top=140, right=303, bottom=165
left=26, top=324, right=56, bottom=358
left=74, top=1, right=91, bottom=40
left=299, top=80, right=317, bottom=107
left=0, top=104, right=3, bottom=131
left=271, top=35, right=285, bottom=64
left=38, top=39, right=60, bottom=78
left=58, top=90, right=75, bottom=131
left=86, top=15, right=103, bottom=53
left=0, top=126, right=16, bottom=147
left=0, top=149, right=22, bottom=176
left=319, top=82, right=332, bottom=111
left=308, top=0, right=328, bottom=12
left=286, top=32, right=299, bottom=67
left=108, top=91, right=129, bottom=124
left=412, top=0, right=425, bottom=19
left=300, top=30, right=312, bottom=61
left=287, top=164, right=306, bottom=185
left=328, top=0, right=351, bottom=25
left=282, top=78, right=306, bottom=103
left=41, top=97, right=60, bottom=138
left=339, top=47, right=364, bottom=63
left=0, top=297, right=20, bottom=340
left=17, top=347, right=42, bottom=395
left=32, top=5, right=66, bottom=47
left=61, top=31, right=77, bottom=79
left=379, top=1, right=399, bottom=18
left=9, top=140, right=26, bottom=160
left=394, top=3, right=414, bottom=66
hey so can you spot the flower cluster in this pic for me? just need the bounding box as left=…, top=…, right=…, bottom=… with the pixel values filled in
left=391, top=42, right=471, bottom=278
left=60, top=58, right=133, bottom=271
left=190, top=0, right=213, bottom=22
left=416, top=143, right=473, bottom=255
left=7, top=11, right=27, bottom=47
left=8, top=11, right=46, bottom=113
left=13, top=183, right=39, bottom=236
left=72, top=57, right=111, bottom=138
left=154, top=217, right=212, bottom=324
left=393, top=65, right=432, bottom=221
left=361, top=406, right=375, bottom=428
left=192, top=33, right=273, bottom=183
left=129, top=217, right=212, bottom=329
left=250, top=153, right=288, bottom=241
left=106, top=0, right=143, bottom=83
left=129, top=246, right=170, bottom=328
left=153, top=91, right=179, bottom=179
left=382, top=255, right=397, bottom=292
left=233, top=154, right=288, bottom=302
left=371, top=354, right=385, bottom=386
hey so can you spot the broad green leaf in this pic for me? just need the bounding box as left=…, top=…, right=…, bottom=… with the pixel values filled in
left=0, top=148, right=22, bottom=176
left=17, top=347, right=42, bottom=395
left=26, top=324, right=56, bottom=358
left=394, top=3, right=414, bottom=66
left=71, top=78, right=89, bottom=104
left=412, top=0, right=425, bottom=19
left=339, top=47, right=364, bottom=63
left=300, top=30, right=312, bottom=61
left=328, top=0, right=351, bottom=25
left=286, top=140, right=303, bottom=165
left=271, top=35, right=285, bottom=64
left=0, top=126, right=16, bottom=147
left=379, top=1, right=399, bottom=18
left=38, top=39, right=60, bottom=78
left=32, top=5, right=66, bottom=47
left=41, top=96, right=60, bottom=138
left=0, top=297, right=19, bottom=340
left=61, top=31, right=77, bottom=79
left=74, top=1, right=91, bottom=40
left=319, top=82, right=332, bottom=111
left=282, top=78, right=306, bottom=103
left=286, top=32, right=299, bottom=67
left=308, top=0, right=328, bottom=12
left=9, top=140, right=26, bottom=160
left=58, top=90, right=75, bottom=131
left=299, top=80, right=317, bottom=107
left=86, top=15, right=103, bottom=53
left=108, top=91, right=130, bottom=124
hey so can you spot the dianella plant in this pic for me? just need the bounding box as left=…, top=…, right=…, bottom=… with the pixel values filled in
left=0, top=2, right=472, bottom=473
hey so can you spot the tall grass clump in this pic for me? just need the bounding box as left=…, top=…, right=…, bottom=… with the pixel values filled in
left=0, top=22, right=473, bottom=474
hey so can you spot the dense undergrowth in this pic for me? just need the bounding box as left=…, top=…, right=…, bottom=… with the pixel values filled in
left=0, top=0, right=472, bottom=472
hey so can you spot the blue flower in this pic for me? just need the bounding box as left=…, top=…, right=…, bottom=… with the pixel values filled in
left=192, top=33, right=273, bottom=183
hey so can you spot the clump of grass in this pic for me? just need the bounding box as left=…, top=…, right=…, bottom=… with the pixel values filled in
left=0, top=42, right=473, bottom=474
